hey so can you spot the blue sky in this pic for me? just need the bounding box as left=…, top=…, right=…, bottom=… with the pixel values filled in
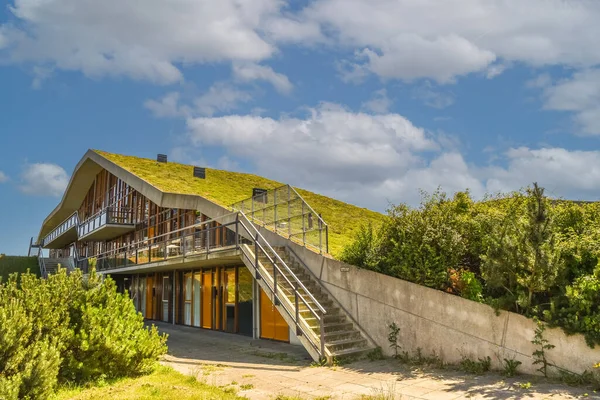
left=2, top=0, right=600, bottom=255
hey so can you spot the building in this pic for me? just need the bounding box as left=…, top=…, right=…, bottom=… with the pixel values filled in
left=33, top=149, right=383, bottom=363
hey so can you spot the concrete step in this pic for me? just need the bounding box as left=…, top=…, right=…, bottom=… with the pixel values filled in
left=314, top=321, right=354, bottom=334
left=326, top=337, right=368, bottom=352
left=330, top=346, right=372, bottom=360
left=322, top=329, right=363, bottom=341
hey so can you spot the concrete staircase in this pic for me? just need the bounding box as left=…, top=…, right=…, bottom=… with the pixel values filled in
left=257, top=246, right=375, bottom=361
left=41, top=257, right=74, bottom=277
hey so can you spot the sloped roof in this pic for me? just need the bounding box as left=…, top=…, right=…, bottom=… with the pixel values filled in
left=94, top=150, right=385, bottom=257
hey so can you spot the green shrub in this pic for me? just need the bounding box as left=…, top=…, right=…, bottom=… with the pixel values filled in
left=340, top=183, right=600, bottom=348
left=0, top=268, right=167, bottom=399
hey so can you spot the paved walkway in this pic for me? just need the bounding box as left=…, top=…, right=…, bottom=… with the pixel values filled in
left=156, top=322, right=595, bottom=399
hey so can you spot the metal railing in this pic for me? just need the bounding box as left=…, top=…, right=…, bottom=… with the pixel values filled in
left=78, top=207, right=134, bottom=238
left=236, top=211, right=327, bottom=358
left=42, top=211, right=79, bottom=247
left=37, top=247, right=48, bottom=278
left=231, top=185, right=329, bottom=254
left=76, top=213, right=240, bottom=272
left=72, top=210, right=329, bottom=360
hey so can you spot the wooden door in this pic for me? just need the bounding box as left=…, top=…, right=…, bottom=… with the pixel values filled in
left=260, top=288, right=289, bottom=342
left=201, top=271, right=213, bottom=329
left=145, top=276, right=154, bottom=319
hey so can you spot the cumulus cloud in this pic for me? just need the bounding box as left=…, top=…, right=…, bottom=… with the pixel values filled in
left=233, top=62, right=294, bottom=94
left=0, top=171, right=8, bottom=183
left=0, top=0, right=296, bottom=83
left=175, top=103, right=600, bottom=210
left=19, top=163, right=68, bottom=197
left=302, top=0, right=600, bottom=82
left=540, top=69, right=600, bottom=135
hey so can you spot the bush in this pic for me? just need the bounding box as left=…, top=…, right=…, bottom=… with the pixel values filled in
left=340, top=183, right=600, bottom=347
left=0, top=268, right=167, bottom=399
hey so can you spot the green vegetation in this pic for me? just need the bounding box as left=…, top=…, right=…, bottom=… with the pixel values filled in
left=53, top=365, right=245, bottom=400
left=95, top=150, right=385, bottom=257
left=0, top=255, right=39, bottom=280
left=340, top=184, right=600, bottom=347
left=0, top=269, right=167, bottom=400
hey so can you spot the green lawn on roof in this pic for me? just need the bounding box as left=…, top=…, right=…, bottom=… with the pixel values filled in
left=95, top=151, right=385, bottom=258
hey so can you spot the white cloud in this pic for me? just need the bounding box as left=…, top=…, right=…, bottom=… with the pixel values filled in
left=301, top=0, right=600, bottom=82
left=144, top=92, right=191, bottom=118
left=0, top=171, right=8, bottom=183
left=145, top=84, right=251, bottom=118
left=19, top=163, right=68, bottom=197
left=484, top=147, right=600, bottom=198
left=358, top=35, right=496, bottom=83
left=185, top=103, right=437, bottom=205
left=31, top=66, right=53, bottom=89
left=540, top=69, right=600, bottom=135
left=361, top=89, right=392, bottom=114
left=176, top=103, right=600, bottom=210
left=233, top=62, right=293, bottom=94
left=412, top=82, right=455, bottom=109
left=1, top=0, right=295, bottom=84
left=193, top=83, right=252, bottom=116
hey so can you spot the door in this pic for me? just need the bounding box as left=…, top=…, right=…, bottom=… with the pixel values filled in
left=162, top=275, right=170, bottom=322
left=260, top=288, right=289, bottom=342
left=222, top=268, right=236, bottom=333
left=145, top=275, right=154, bottom=319
left=184, top=272, right=193, bottom=325
left=193, top=272, right=201, bottom=327
left=201, top=270, right=213, bottom=329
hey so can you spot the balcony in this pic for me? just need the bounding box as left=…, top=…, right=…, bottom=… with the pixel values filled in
left=42, top=212, right=79, bottom=249
left=78, top=207, right=135, bottom=241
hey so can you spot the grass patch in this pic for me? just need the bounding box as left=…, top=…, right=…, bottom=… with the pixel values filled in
left=0, top=255, right=39, bottom=280
left=96, top=150, right=385, bottom=258
left=52, top=365, right=245, bottom=400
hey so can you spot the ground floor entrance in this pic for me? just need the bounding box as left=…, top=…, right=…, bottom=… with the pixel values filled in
left=125, top=264, right=271, bottom=340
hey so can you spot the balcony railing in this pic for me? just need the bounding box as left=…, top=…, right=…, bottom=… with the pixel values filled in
left=76, top=216, right=244, bottom=273
left=78, top=207, right=134, bottom=238
left=231, top=184, right=329, bottom=254
left=42, top=212, right=79, bottom=247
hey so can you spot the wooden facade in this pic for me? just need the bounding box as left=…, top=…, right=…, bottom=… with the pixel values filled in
left=48, top=167, right=290, bottom=343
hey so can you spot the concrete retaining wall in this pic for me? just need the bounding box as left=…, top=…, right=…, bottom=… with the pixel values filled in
left=268, top=233, right=600, bottom=376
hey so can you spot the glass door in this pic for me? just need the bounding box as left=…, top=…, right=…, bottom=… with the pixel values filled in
left=193, top=272, right=201, bottom=327
left=162, top=275, right=170, bottom=322
left=222, top=268, right=236, bottom=333
left=184, top=272, right=192, bottom=325
left=201, top=270, right=213, bottom=329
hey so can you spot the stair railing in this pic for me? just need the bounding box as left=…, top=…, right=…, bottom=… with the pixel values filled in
left=231, top=184, right=329, bottom=254
left=235, top=211, right=328, bottom=358
left=37, top=247, right=48, bottom=278
left=285, top=244, right=377, bottom=348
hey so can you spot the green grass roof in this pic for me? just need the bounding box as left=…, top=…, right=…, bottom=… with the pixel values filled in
left=95, top=150, right=385, bottom=257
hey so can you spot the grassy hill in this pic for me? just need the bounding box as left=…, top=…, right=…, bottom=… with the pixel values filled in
left=95, top=150, right=385, bottom=257
left=0, top=255, right=40, bottom=280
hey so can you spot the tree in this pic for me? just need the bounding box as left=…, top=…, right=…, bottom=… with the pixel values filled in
left=482, top=183, right=563, bottom=313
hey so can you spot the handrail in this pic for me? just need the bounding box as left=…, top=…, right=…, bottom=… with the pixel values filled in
left=231, top=184, right=330, bottom=254
left=288, top=186, right=328, bottom=230
left=286, top=244, right=377, bottom=346
left=236, top=213, right=326, bottom=315
left=69, top=209, right=329, bottom=359
left=236, top=211, right=327, bottom=358
left=77, top=212, right=240, bottom=260
left=42, top=211, right=79, bottom=246
left=37, top=247, right=47, bottom=278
